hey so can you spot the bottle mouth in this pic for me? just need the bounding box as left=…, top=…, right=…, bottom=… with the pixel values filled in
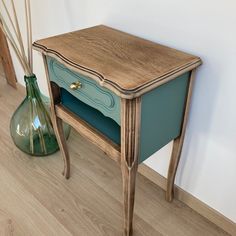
left=24, top=74, right=37, bottom=82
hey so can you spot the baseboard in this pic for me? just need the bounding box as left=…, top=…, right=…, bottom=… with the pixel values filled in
left=138, top=164, right=236, bottom=236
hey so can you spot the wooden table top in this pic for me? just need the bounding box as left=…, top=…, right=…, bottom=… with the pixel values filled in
left=33, top=25, right=201, bottom=98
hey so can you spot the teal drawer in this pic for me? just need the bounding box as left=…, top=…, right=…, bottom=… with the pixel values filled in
left=46, top=57, right=121, bottom=125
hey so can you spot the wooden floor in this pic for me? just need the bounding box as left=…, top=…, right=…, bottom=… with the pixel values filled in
left=0, top=71, right=230, bottom=235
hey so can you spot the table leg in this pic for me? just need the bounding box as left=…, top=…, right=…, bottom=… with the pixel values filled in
left=42, top=55, right=71, bottom=179
left=54, top=116, right=71, bottom=179
left=166, top=69, right=196, bottom=202
left=51, top=83, right=71, bottom=179
left=121, top=98, right=141, bottom=236
left=166, top=137, right=182, bottom=202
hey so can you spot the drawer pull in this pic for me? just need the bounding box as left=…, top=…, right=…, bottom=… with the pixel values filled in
left=70, top=81, right=82, bottom=90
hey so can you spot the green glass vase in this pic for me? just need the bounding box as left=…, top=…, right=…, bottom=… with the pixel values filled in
left=10, top=74, right=69, bottom=156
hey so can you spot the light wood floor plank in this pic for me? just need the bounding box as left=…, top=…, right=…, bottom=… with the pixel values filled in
left=0, top=166, right=72, bottom=236
left=67, top=132, right=229, bottom=236
left=0, top=71, right=230, bottom=235
left=0, top=76, right=160, bottom=236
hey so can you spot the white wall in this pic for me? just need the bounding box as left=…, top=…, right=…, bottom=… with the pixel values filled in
left=6, top=0, right=236, bottom=223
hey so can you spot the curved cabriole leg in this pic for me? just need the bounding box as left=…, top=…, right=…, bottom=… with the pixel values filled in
left=53, top=116, right=70, bottom=179
left=166, top=137, right=182, bottom=202
left=50, top=82, right=71, bottom=179
left=166, top=69, right=196, bottom=202
left=121, top=98, right=141, bottom=236
left=42, top=55, right=71, bottom=179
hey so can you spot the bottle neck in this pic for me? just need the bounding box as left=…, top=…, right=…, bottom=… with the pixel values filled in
left=24, top=74, right=40, bottom=99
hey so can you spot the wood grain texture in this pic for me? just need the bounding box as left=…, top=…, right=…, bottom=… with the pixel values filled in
left=0, top=75, right=230, bottom=236
left=56, top=104, right=121, bottom=163
left=33, top=25, right=201, bottom=98
left=43, top=55, right=71, bottom=179
left=166, top=69, right=196, bottom=202
left=36, top=26, right=204, bottom=234
left=0, top=22, right=17, bottom=88
left=121, top=98, right=141, bottom=236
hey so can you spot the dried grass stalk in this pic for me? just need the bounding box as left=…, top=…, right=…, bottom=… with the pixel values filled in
left=0, top=0, right=33, bottom=76
left=0, top=19, right=29, bottom=74
left=25, top=0, right=33, bottom=69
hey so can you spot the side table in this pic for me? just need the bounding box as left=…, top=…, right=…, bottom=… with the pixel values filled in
left=33, top=25, right=201, bottom=235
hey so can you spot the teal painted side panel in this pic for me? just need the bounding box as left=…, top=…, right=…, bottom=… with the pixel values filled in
left=139, top=73, right=190, bottom=163
left=46, top=57, right=121, bottom=125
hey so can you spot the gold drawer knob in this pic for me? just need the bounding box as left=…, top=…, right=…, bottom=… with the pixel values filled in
left=70, top=81, right=82, bottom=90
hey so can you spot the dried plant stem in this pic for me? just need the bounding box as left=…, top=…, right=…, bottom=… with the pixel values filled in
left=29, top=98, right=34, bottom=154
left=1, top=0, right=18, bottom=39
left=0, top=20, right=30, bottom=75
left=10, top=0, right=32, bottom=74
left=38, top=127, right=47, bottom=154
left=10, top=0, right=25, bottom=55
left=0, top=0, right=33, bottom=76
left=25, top=0, right=33, bottom=70
left=28, top=0, right=33, bottom=70
left=1, top=0, right=30, bottom=69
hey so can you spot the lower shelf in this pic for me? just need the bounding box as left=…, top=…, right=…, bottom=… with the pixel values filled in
left=60, top=88, right=121, bottom=145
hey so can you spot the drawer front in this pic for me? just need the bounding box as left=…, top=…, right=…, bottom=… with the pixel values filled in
left=47, top=57, right=120, bottom=125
